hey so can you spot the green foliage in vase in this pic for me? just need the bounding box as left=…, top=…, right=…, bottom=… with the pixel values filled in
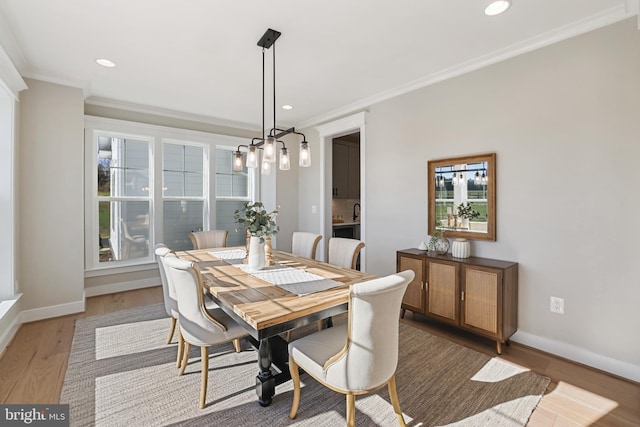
left=457, top=202, right=480, bottom=219
left=428, top=228, right=443, bottom=251
left=233, top=201, right=279, bottom=243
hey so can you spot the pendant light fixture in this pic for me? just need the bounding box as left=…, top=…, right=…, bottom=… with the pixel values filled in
left=233, top=28, right=310, bottom=173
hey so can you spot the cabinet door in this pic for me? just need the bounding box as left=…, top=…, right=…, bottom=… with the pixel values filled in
left=332, top=143, right=349, bottom=198
left=461, top=266, right=502, bottom=339
left=398, top=255, right=424, bottom=314
left=426, top=260, right=459, bottom=324
left=347, top=144, right=360, bottom=198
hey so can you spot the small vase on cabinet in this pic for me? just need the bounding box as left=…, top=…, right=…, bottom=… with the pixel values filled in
left=451, top=238, right=471, bottom=258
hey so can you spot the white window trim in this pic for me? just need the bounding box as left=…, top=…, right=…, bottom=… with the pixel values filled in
left=84, top=116, right=253, bottom=274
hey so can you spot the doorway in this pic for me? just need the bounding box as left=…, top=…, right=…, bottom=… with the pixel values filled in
left=316, top=112, right=366, bottom=270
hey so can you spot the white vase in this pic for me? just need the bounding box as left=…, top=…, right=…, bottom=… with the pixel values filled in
left=451, top=238, right=471, bottom=258
left=460, top=218, right=470, bottom=229
left=248, top=236, right=266, bottom=271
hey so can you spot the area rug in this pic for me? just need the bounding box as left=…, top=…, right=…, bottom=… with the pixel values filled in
left=60, top=304, right=549, bottom=426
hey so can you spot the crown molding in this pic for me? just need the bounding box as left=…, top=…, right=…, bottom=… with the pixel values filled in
left=20, top=71, right=90, bottom=96
left=85, top=96, right=260, bottom=132
left=299, top=4, right=636, bottom=129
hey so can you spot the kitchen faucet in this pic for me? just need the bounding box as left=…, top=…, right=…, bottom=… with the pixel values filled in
left=353, top=203, right=361, bottom=221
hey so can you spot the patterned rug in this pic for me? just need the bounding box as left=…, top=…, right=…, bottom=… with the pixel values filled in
left=60, top=304, right=548, bottom=426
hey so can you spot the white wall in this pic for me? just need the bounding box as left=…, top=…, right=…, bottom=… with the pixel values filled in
left=18, top=79, right=85, bottom=320
left=301, top=18, right=640, bottom=380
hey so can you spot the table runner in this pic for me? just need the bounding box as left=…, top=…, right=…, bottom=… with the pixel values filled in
left=208, top=250, right=343, bottom=296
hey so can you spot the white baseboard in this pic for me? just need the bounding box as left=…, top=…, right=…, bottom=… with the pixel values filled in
left=84, top=278, right=160, bottom=297
left=0, top=295, right=22, bottom=359
left=20, top=297, right=86, bottom=323
left=511, top=330, right=640, bottom=383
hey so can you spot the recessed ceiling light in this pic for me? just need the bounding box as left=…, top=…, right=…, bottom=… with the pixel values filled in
left=282, top=105, right=293, bottom=110
left=96, top=58, right=116, bottom=68
left=484, top=1, right=511, bottom=16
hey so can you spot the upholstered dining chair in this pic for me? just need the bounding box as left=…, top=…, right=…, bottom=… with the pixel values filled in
left=317, top=237, right=366, bottom=332
left=155, top=244, right=179, bottom=346
left=291, top=232, right=322, bottom=259
left=288, top=270, right=414, bottom=426
left=328, top=237, right=365, bottom=270
left=163, top=255, right=249, bottom=409
left=156, top=245, right=228, bottom=371
left=189, top=230, right=229, bottom=249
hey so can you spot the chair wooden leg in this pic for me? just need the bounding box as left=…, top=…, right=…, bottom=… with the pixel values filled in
left=200, top=346, right=209, bottom=409
left=346, top=394, right=356, bottom=427
left=285, top=330, right=292, bottom=342
left=233, top=338, right=241, bottom=353
left=167, top=317, right=177, bottom=344
left=316, top=319, right=324, bottom=332
left=177, top=330, right=184, bottom=368
left=179, top=342, right=190, bottom=376
left=387, top=375, right=406, bottom=427
left=288, top=356, right=301, bottom=419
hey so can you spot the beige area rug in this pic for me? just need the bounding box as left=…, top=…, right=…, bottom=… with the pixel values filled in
left=60, top=304, right=549, bottom=426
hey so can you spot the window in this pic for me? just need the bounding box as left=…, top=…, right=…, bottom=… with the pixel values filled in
left=84, top=117, right=252, bottom=270
left=215, top=148, right=252, bottom=247
left=163, top=142, right=208, bottom=251
left=95, top=135, right=152, bottom=263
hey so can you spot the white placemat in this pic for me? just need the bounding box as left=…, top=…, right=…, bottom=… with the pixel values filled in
left=235, top=264, right=343, bottom=296
left=208, top=249, right=247, bottom=261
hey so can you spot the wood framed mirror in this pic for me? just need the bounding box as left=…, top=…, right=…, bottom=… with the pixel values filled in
left=428, top=153, right=496, bottom=241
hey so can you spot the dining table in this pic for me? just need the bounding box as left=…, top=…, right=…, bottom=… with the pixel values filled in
left=176, top=246, right=376, bottom=406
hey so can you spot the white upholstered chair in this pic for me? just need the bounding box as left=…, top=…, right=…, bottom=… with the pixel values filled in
left=291, top=232, right=322, bottom=259
left=164, top=256, right=249, bottom=409
left=189, top=230, right=229, bottom=249
left=156, top=244, right=228, bottom=371
left=155, top=244, right=179, bottom=346
left=328, top=237, right=365, bottom=270
left=288, top=270, right=414, bottom=426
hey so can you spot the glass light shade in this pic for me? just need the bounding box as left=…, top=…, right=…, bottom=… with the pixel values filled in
left=279, top=147, right=290, bottom=170
left=484, top=0, right=511, bottom=16
left=263, top=136, right=276, bottom=163
left=261, top=158, right=271, bottom=175
left=458, top=173, right=465, bottom=186
left=246, top=145, right=258, bottom=168
left=299, top=141, right=311, bottom=167
left=481, top=172, right=488, bottom=185
left=474, top=171, right=481, bottom=185
left=233, top=150, right=244, bottom=172
left=452, top=173, right=458, bottom=186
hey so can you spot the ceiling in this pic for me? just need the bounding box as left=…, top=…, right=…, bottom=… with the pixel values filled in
left=0, top=1, right=637, bottom=131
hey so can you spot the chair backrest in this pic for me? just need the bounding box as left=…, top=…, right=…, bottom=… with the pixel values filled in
left=163, top=256, right=226, bottom=346
left=328, top=237, right=365, bottom=269
left=189, top=230, right=229, bottom=249
left=291, top=232, right=322, bottom=259
left=324, top=270, right=414, bottom=391
left=155, top=244, right=178, bottom=318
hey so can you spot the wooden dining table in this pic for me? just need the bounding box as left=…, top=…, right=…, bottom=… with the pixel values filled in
left=176, top=247, right=376, bottom=406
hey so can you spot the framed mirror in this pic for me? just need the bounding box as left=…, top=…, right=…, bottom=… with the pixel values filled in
left=428, top=153, right=496, bottom=241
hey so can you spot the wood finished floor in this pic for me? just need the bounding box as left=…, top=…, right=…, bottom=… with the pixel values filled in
left=0, top=287, right=638, bottom=426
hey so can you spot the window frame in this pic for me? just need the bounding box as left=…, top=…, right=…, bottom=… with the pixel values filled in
left=84, top=116, right=253, bottom=272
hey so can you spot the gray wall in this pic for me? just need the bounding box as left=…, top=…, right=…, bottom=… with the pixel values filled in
left=18, top=79, right=85, bottom=317
left=300, top=18, right=640, bottom=380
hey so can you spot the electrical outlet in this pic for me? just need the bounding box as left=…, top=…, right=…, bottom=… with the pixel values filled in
left=550, top=296, right=564, bottom=314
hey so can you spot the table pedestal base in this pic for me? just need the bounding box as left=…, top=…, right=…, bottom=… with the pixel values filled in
left=250, top=335, right=291, bottom=406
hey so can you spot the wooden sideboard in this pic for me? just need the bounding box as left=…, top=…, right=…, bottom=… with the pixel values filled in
left=397, top=248, right=518, bottom=354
